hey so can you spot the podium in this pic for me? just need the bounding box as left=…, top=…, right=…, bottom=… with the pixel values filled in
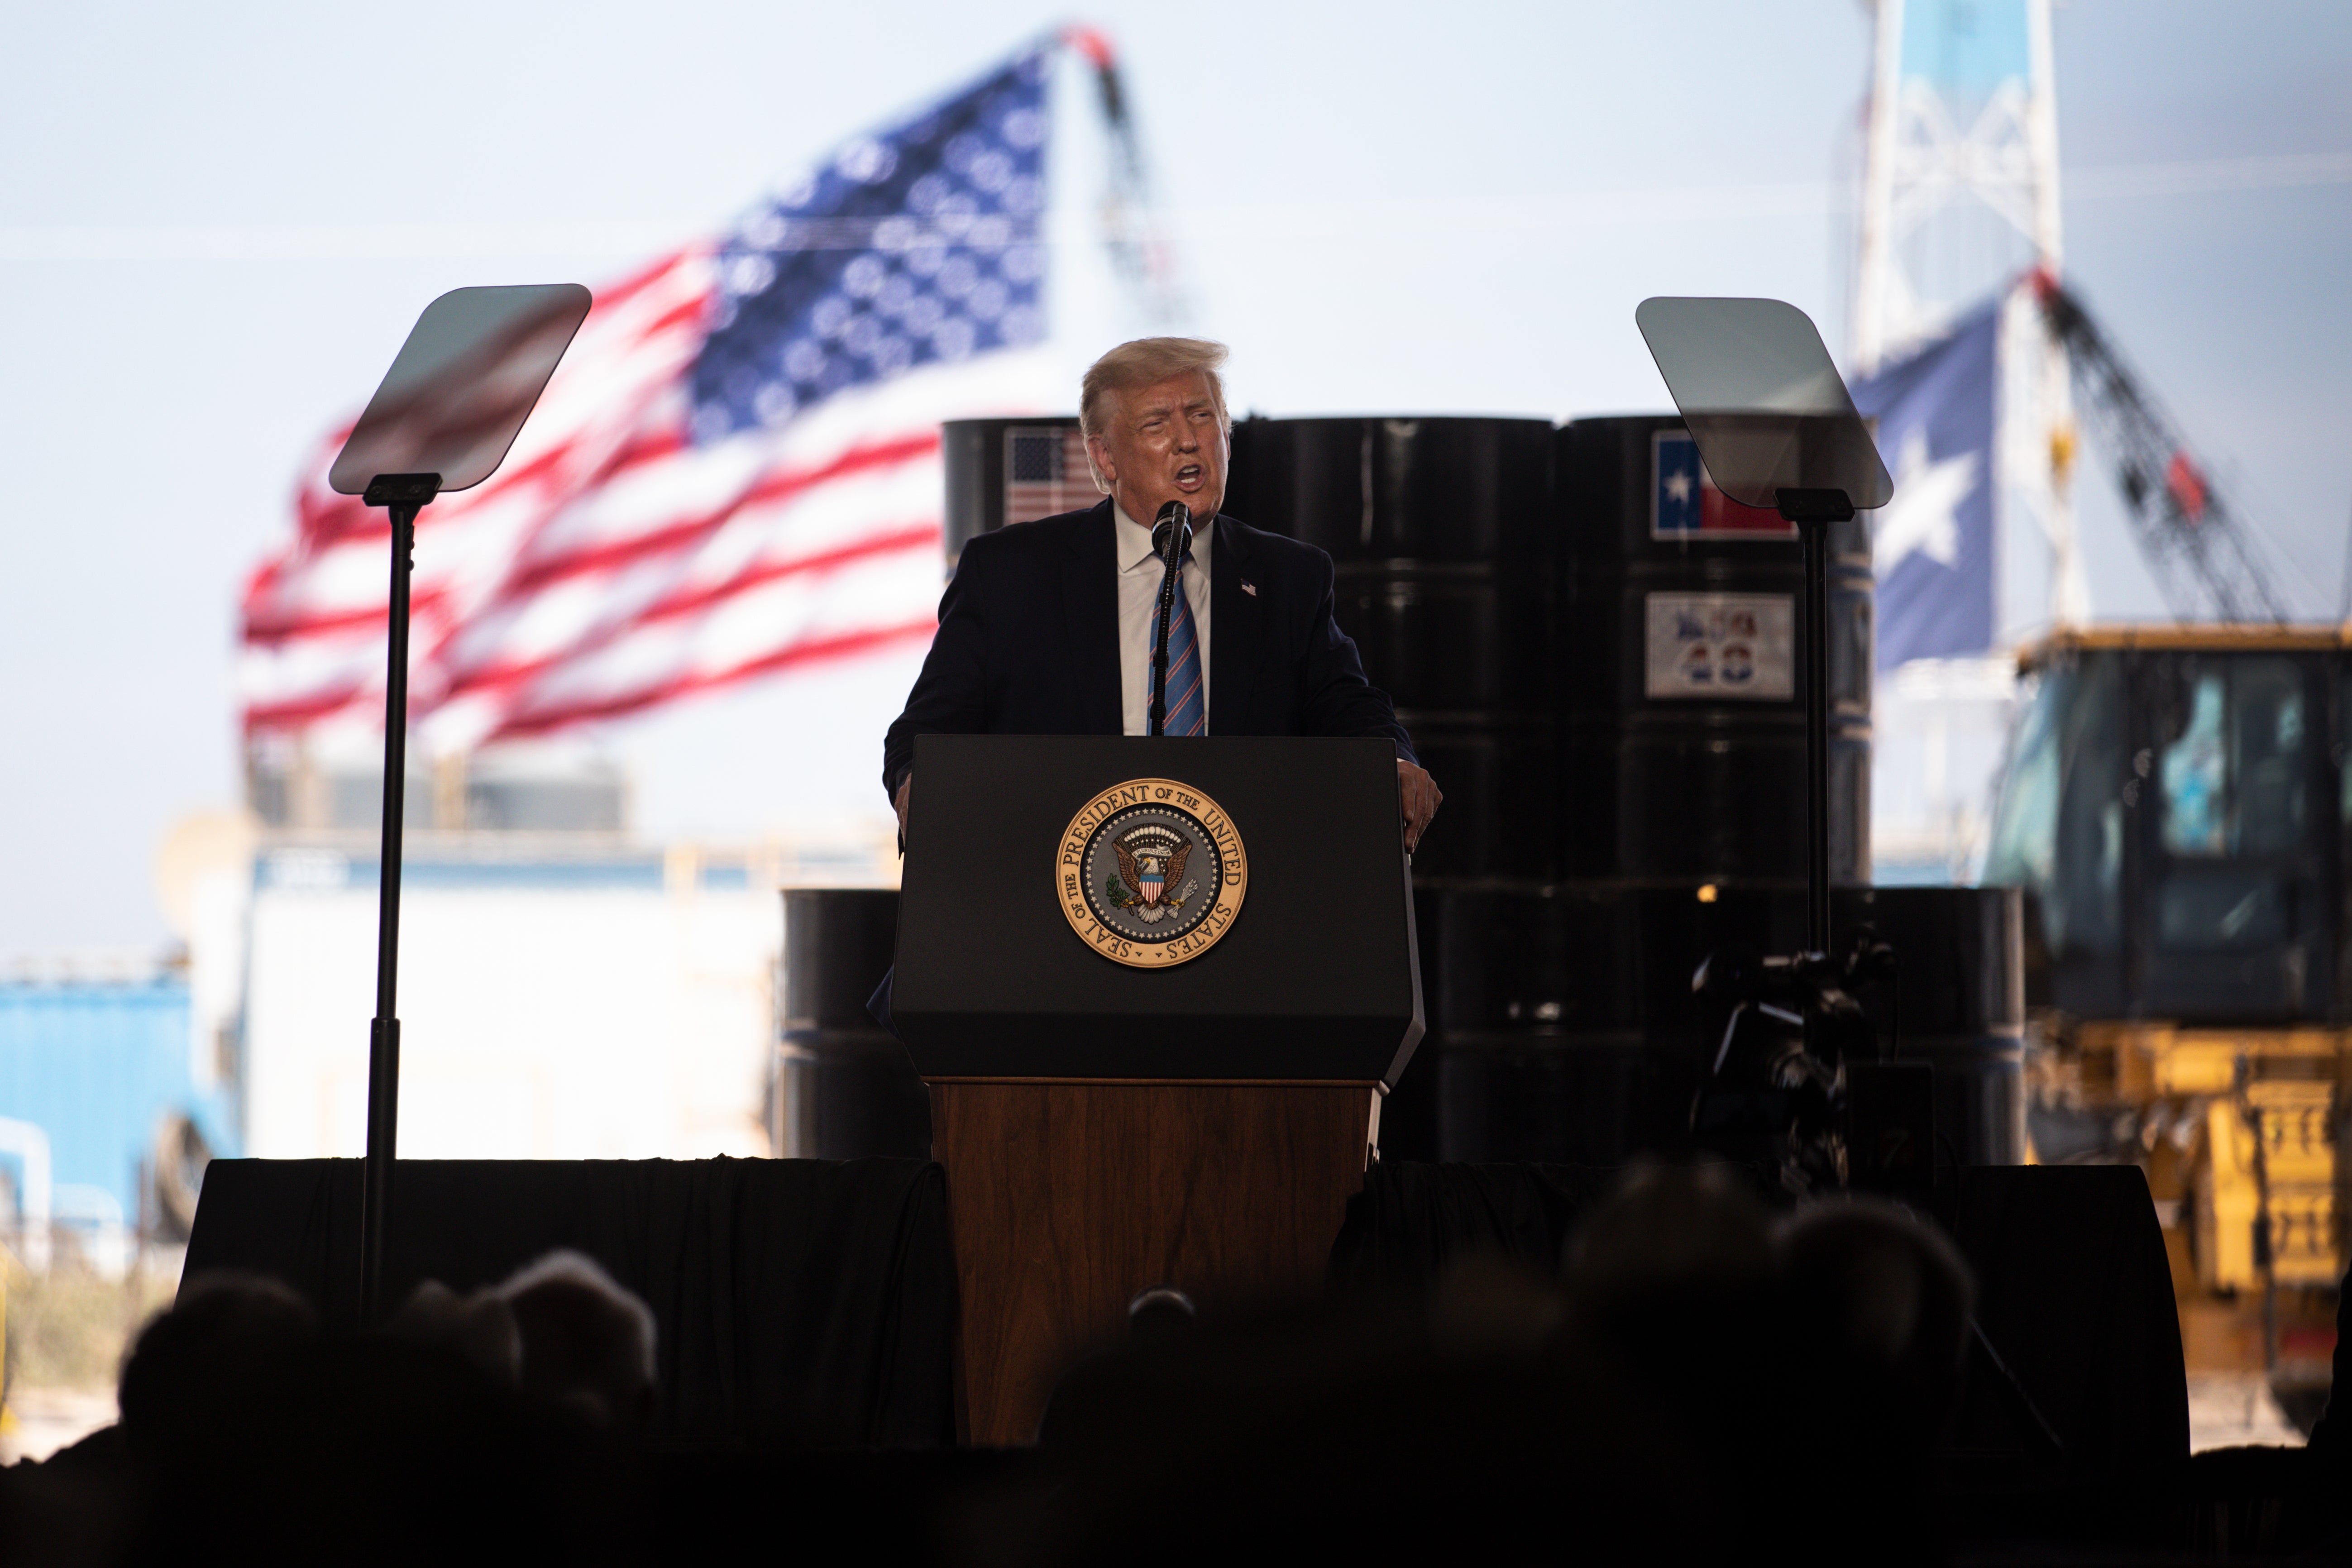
left=894, top=735, right=1422, bottom=1443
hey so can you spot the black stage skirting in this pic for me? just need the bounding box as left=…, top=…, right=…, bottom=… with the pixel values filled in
left=187, top=1156, right=2185, bottom=1464
left=182, top=1156, right=954, bottom=1448
left=1332, top=1161, right=2190, bottom=1469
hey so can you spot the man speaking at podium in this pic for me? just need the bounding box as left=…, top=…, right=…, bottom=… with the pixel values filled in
left=883, top=337, right=1442, bottom=849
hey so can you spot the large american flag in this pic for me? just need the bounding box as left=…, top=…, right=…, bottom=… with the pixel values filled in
left=240, top=47, right=1061, bottom=752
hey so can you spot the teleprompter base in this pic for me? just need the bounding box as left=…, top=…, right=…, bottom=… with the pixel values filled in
left=927, top=1077, right=1380, bottom=1446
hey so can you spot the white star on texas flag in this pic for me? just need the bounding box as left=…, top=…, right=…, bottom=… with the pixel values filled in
left=1871, top=425, right=1979, bottom=574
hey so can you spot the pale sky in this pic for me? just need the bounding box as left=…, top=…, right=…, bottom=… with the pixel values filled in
left=2, top=0, right=2347, bottom=952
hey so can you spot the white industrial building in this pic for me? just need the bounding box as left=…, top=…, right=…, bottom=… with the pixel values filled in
left=170, top=746, right=896, bottom=1164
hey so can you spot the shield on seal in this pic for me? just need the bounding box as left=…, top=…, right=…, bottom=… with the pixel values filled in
left=1115, top=825, right=1188, bottom=909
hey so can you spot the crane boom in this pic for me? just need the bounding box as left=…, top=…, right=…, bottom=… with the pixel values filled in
left=1061, top=25, right=1186, bottom=329
left=2032, top=270, right=2288, bottom=625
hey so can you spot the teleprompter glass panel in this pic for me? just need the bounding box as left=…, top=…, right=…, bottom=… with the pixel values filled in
left=1634, top=297, right=1892, bottom=512
left=328, top=283, right=593, bottom=496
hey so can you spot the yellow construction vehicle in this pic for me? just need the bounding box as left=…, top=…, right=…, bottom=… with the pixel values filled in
left=1986, top=626, right=2346, bottom=1377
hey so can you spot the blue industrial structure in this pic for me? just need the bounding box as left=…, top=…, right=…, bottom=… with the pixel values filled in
left=0, top=974, right=239, bottom=1245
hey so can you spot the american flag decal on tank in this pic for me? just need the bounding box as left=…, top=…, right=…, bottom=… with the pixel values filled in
left=1004, top=426, right=1096, bottom=526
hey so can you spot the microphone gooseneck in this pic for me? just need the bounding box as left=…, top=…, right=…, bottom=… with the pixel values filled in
left=1148, top=501, right=1193, bottom=737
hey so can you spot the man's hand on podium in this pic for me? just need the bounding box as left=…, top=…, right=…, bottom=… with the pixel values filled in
left=1400, top=760, right=1441, bottom=853
left=895, top=775, right=912, bottom=852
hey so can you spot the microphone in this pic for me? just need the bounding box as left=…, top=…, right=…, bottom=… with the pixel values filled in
left=1148, top=501, right=1193, bottom=736
left=1151, top=500, right=1192, bottom=564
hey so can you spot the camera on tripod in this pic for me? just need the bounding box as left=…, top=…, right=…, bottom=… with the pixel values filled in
left=1689, top=929, right=1933, bottom=1201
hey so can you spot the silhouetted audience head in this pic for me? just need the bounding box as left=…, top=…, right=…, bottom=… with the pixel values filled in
left=390, top=1278, right=522, bottom=1385
left=91, top=1262, right=649, bottom=1565
left=497, top=1250, right=658, bottom=1434
left=1566, top=1159, right=1776, bottom=1308
left=116, top=1270, right=318, bottom=1464
left=1777, top=1197, right=1973, bottom=1453
left=16, top=1183, right=2002, bottom=1567
left=1425, top=1253, right=1568, bottom=1361
left=1125, top=1285, right=1196, bottom=1345
left=0, top=1281, right=304, bottom=1568
left=1560, top=1160, right=1784, bottom=1435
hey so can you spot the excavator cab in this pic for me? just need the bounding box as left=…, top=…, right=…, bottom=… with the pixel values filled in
left=1989, top=628, right=2344, bottom=1023
left=1985, top=625, right=2348, bottom=1311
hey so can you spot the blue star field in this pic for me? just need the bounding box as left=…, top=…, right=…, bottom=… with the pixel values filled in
left=691, top=50, right=1050, bottom=442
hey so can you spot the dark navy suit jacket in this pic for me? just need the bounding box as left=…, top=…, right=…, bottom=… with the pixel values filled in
left=881, top=498, right=1415, bottom=800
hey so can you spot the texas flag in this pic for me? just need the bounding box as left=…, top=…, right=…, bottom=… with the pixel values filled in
left=1848, top=298, right=1998, bottom=670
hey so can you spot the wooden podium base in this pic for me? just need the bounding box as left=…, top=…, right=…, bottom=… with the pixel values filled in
left=927, top=1077, right=1380, bottom=1446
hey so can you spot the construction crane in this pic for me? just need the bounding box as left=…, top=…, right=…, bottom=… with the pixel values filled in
left=2031, top=269, right=2290, bottom=626
left=1854, top=0, right=2289, bottom=629
left=1061, top=24, right=1187, bottom=330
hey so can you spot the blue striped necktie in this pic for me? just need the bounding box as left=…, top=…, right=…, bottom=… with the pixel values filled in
left=1158, top=552, right=1205, bottom=736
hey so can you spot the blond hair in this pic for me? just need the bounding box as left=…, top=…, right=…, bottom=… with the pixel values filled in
left=1079, top=338, right=1230, bottom=494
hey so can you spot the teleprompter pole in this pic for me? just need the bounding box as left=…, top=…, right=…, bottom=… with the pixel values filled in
left=358, top=472, right=440, bottom=1326
left=1777, top=489, right=1854, bottom=958
left=1802, top=519, right=1831, bottom=956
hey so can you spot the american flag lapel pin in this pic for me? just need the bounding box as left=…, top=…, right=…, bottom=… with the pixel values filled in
left=1240, top=579, right=1257, bottom=597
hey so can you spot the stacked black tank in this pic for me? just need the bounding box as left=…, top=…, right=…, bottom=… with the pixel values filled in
left=806, top=408, right=2022, bottom=1171
left=776, top=889, right=931, bottom=1160
left=1425, top=420, right=2033, bottom=1167
left=1224, top=416, right=1558, bottom=881
left=1429, top=417, right=1879, bottom=1163
left=1839, top=885, right=2029, bottom=1167
left=1425, top=883, right=2028, bottom=1167
left=1558, top=416, right=1873, bottom=887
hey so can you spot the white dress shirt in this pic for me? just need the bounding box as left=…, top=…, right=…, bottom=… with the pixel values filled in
left=1113, top=502, right=1213, bottom=736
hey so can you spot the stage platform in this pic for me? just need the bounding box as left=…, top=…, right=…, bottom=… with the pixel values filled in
left=188, top=1154, right=2197, bottom=1463
left=185, top=1155, right=955, bottom=1448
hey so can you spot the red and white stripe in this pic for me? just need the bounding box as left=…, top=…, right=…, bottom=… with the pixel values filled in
left=239, top=249, right=1052, bottom=752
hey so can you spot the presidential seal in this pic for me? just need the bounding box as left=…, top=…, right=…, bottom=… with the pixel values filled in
left=1057, top=778, right=1248, bottom=969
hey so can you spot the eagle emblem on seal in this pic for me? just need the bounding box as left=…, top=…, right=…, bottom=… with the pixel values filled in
left=1058, top=778, right=1248, bottom=968
left=1106, top=824, right=1197, bottom=923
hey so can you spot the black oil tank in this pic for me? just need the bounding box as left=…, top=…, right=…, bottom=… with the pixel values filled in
left=1429, top=883, right=2027, bottom=1167
left=778, top=889, right=931, bottom=1160
left=1227, top=416, right=1558, bottom=880
left=942, top=416, right=1090, bottom=572
left=1424, top=882, right=1797, bottom=1164
left=1840, top=885, right=2028, bottom=1167
left=1557, top=416, right=1871, bottom=886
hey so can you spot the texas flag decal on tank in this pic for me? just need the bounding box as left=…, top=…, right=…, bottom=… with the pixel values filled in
left=1651, top=430, right=1796, bottom=540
